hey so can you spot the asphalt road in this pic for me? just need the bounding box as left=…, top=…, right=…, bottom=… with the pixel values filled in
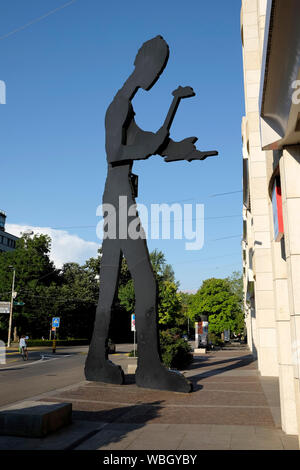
left=0, top=344, right=133, bottom=408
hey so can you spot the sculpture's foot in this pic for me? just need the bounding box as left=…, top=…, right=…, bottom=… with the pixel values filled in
left=85, top=358, right=124, bottom=385
left=135, top=363, right=192, bottom=393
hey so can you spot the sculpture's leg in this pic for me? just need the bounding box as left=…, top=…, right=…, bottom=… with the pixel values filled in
left=122, top=238, right=192, bottom=393
left=85, top=241, right=124, bottom=384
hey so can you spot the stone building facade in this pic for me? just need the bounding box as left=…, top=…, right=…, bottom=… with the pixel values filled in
left=0, top=211, right=18, bottom=253
left=241, top=0, right=300, bottom=440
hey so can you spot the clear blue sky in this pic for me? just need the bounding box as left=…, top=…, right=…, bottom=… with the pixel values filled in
left=0, top=0, right=245, bottom=291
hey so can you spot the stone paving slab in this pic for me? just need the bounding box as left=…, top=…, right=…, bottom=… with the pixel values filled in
left=74, top=423, right=299, bottom=451
left=49, top=385, right=269, bottom=407
left=1, top=349, right=299, bottom=450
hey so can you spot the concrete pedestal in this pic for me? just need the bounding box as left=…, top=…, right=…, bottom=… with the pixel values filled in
left=127, top=357, right=137, bottom=374
left=0, top=401, right=72, bottom=438
left=194, top=348, right=207, bottom=354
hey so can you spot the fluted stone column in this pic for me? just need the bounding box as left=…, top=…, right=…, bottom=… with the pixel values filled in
left=280, top=146, right=300, bottom=440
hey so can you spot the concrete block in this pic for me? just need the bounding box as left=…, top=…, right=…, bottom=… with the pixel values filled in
left=127, top=364, right=137, bottom=374
left=256, top=309, right=276, bottom=328
left=246, top=97, right=259, bottom=113
left=282, top=148, right=300, bottom=198
left=194, top=348, right=206, bottom=354
left=286, top=199, right=300, bottom=255
left=249, top=133, right=262, bottom=149
left=251, top=180, right=268, bottom=200
left=244, top=51, right=260, bottom=71
left=254, top=248, right=273, bottom=272
left=249, top=148, right=266, bottom=161
left=289, top=256, right=300, bottom=315
left=251, top=198, right=269, bottom=216
left=255, top=272, right=273, bottom=291
left=255, top=290, right=274, bottom=310
left=245, top=70, right=260, bottom=84
left=259, top=328, right=277, bottom=348
left=243, top=12, right=258, bottom=26
left=127, top=358, right=137, bottom=374
left=274, top=279, right=290, bottom=321
left=254, top=231, right=271, bottom=249
left=251, top=161, right=267, bottom=178
left=0, top=401, right=72, bottom=438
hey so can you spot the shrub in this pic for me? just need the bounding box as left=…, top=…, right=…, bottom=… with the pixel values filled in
left=208, top=332, right=224, bottom=347
left=159, top=328, right=193, bottom=370
left=27, top=338, right=89, bottom=347
left=128, top=350, right=138, bottom=357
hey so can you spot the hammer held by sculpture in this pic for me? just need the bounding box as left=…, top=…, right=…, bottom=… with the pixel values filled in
left=85, top=35, right=218, bottom=393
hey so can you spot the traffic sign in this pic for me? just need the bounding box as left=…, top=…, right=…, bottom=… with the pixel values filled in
left=0, top=302, right=10, bottom=314
left=131, top=314, right=136, bottom=332
left=52, top=317, right=60, bottom=328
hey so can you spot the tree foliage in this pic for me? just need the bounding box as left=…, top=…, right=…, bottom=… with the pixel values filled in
left=0, top=235, right=185, bottom=341
left=118, top=249, right=181, bottom=329
left=188, top=276, right=244, bottom=336
left=0, top=232, right=243, bottom=343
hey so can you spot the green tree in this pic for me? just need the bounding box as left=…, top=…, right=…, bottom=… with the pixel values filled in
left=178, top=291, right=194, bottom=333
left=118, top=250, right=182, bottom=329
left=158, top=281, right=182, bottom=327
left=150, top=249, right=176, bottom=284
left=0, top=234, right=59, bottom=340
left=226, top=271, right=244, bottom=309
left=189, top=277, right=244, bottom=336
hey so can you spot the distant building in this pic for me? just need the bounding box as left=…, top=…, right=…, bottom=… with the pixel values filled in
left=241, top=0, right=300, bottom=442
left=0, top=210, right=18, bottom=253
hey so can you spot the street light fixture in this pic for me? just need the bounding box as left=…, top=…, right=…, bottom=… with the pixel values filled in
left=7, top=266, right=16, bottom=348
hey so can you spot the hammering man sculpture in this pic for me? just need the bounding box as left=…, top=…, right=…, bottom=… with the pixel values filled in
left=85, top=36, right=218, bottom=393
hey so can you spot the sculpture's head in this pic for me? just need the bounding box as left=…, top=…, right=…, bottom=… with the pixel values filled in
left=133, top=36, right=169, bottom=91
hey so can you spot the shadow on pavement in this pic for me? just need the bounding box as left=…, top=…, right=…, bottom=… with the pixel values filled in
left=187, top=354, right=255, bottom=371
left=71, top=400, right=164, bottom=450
left=0, top=400, right=163, bottom=450
left=189, top=354, right=256, bottom=392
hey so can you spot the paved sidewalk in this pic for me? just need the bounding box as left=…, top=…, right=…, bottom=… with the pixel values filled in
left=0, top=348, right=299, bottom=450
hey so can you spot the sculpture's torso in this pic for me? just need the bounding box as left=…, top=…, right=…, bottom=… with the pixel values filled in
left=103, top=92, right=137, bottom=217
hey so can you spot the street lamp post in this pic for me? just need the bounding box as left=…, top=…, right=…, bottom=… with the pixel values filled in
left=7, top=266, right=15, bottom=348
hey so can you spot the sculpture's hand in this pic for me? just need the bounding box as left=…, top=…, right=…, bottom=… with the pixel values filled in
left=162, top=136, right=218, bottom=162
left=163, top=136, right=198, bottom=162
left=185, top=149, right=218, bottom=162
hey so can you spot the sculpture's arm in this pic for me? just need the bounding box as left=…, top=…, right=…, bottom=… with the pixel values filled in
left=158, top=137, right=218, bottom=162
left=116, top=120, right=169, bottom=161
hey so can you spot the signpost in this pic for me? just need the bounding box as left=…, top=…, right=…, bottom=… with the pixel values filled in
left=131, top=314, right=136, bottom=357
left=51, top=318, right=60, bottom=353
left=7, top=268, right=15, bottom=348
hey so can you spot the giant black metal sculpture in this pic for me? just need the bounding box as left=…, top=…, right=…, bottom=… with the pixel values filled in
left=85, top=36, right=218, bottom=393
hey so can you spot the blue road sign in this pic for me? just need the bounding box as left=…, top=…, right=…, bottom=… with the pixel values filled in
left=52, top=317, right=60, bottom=328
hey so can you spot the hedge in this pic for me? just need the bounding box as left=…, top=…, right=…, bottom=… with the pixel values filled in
left=27, top=339, right=89, bottom=347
